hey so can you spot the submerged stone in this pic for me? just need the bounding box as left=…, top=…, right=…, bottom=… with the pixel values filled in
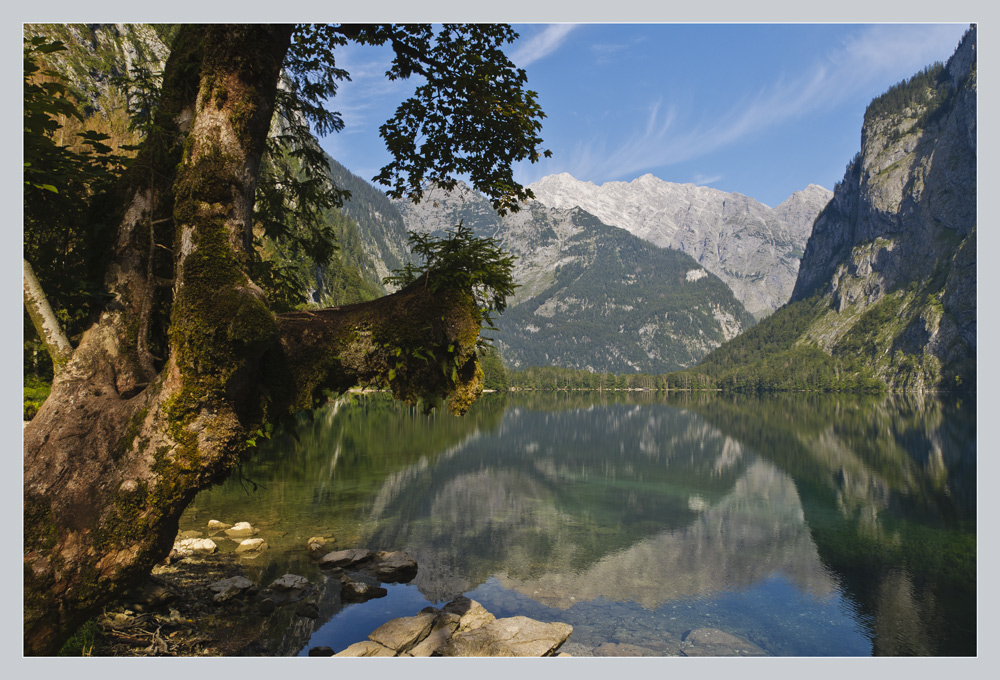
left=680, top=628, right=767, bottom=656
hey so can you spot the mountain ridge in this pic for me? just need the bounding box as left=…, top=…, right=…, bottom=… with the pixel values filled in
left=394, top=185, right=754, bottom=373
left=528, top=173, right=832, bottom=319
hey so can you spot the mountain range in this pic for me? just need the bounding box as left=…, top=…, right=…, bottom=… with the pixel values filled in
left=529, top=173, right=832, bottom=319
left=26, top=22, right=975, bottom=389
left=394, top=182, right=762, bottom=373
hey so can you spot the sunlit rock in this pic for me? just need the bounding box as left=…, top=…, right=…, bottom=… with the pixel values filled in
left=437, top=616, right=573, bottom=657
left=235, top=538, right=267, bottom=554
left=172, top=537, right=217, bottom=557
left=225, top=521, right=257, bottom=538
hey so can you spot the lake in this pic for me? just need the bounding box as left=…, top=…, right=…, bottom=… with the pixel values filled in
left=177, top=390, right=976, bottom=656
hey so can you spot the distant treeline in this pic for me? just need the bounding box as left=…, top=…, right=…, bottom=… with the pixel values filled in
left=498, top=295, right=886, bottom=394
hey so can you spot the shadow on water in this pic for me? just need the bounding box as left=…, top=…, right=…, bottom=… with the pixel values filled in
left=179, top=390, right=975, bottom=656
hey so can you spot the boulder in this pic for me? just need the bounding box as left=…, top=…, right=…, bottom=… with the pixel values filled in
left=235, top=538, right=268, bottom=554
left=406, top=614, right=461, bottom=657
left=271, top=574, right=311, bottom=592
left=437, top=616, right=573, bottom=657
left=208, top=576, right=256, bottom=604
left=442, top=596, right=496, bottom=632
left=206, top=519, right=228, bottom=532
left=374, top=550, right=418, bottom=583
left=340, top=574, right=387, bottom=603
left=318, top=548, right=374, bottom=569
left=680, top=628, right=767, bottom=657
left=172, top=538, right=217, bottom=557
left=368, top=612, right=437, bottom=654
left=308, top=646, right=335, bottom=656
left=334, top=641, right=396, bottom=657
left=225, top=521, right=257, bottom=539
left=267, top=574, right=312, bottom=605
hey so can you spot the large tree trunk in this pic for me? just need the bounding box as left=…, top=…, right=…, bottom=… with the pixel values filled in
left=23, top=24, right=486, bottom=656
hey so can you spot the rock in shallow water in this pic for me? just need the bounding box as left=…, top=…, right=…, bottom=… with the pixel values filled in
left=235, top=538, right=267, bottom=553
left=374, top=550, right=418, bottom=583
left=208, top=576, right=255, bottom=603
left=680, top=627, right=767, bottom=656
left=173, top=538, right=217, bottom=557
left=318, top=548, right=374, bottom=569
left=225, top=521, right=257, bottom=539
left=368, top=612, right=437, bottom=654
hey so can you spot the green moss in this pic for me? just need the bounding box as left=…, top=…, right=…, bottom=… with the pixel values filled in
left=24, top=496, right=59, bottom=552
left=113, top=407, right=149, bottom=462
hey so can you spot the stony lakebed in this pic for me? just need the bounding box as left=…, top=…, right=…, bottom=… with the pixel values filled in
left=91, top=519, right=769, bottom=657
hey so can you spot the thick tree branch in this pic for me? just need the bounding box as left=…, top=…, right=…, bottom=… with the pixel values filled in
left=269, top=278, right=484, bottom=417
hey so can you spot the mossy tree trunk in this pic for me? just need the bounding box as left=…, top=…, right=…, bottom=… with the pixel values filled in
left=23, top=24, right=485, bottom=655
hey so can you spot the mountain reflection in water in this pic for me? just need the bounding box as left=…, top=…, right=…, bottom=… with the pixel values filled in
left=180, top=391, right=975, bottom=656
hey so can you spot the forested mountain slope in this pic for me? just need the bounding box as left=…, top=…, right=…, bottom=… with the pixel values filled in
left=396, top=185, right=754, bottom=373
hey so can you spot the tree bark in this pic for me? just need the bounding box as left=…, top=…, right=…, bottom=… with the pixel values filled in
left=23, top=24, right=487, bottom=655
left=23, top=24, right=295, bottom=655
left=23, top=258, right=73, bottom=372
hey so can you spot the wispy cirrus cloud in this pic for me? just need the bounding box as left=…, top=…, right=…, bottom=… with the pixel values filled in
left=692, top=173, right=723, bottom=186
left=518, top=24, right=967, bottom=185
left=510, top=24, right=578, bottom=67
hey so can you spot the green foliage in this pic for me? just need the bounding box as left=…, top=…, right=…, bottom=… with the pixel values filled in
left=23, top=34, right=130, bottom=370
left=671, top=295, right=885, bottom=392
left=56, top=619, right=105, bottom=656
left=864, top=62, right=947, bottom=126
left=498, top=211, right=755, bottom=374
left=325, top=156, right=410, bottom=279
left=23, top=374, right=52, bottom=421
left=336, top=24, right=550, bottom=214
left=479, top=345, right=508, bottom=391
left=384, top=223, right=517, bottom=338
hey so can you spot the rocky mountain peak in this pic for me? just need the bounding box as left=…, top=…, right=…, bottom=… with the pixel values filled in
left=527, top=173, right=830, bottom=319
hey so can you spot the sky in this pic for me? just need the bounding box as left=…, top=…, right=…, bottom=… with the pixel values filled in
left=318, top=23, right=970, bottom=208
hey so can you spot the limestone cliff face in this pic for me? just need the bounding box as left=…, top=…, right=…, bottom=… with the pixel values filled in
left=789, top=26, right=976, bottom=390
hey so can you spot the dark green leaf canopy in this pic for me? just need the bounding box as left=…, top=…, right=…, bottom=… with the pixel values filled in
left=296, top=24, right=550, bottom=215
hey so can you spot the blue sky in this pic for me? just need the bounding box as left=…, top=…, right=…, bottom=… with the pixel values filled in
left=318, top=23, right=969, bottom=207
